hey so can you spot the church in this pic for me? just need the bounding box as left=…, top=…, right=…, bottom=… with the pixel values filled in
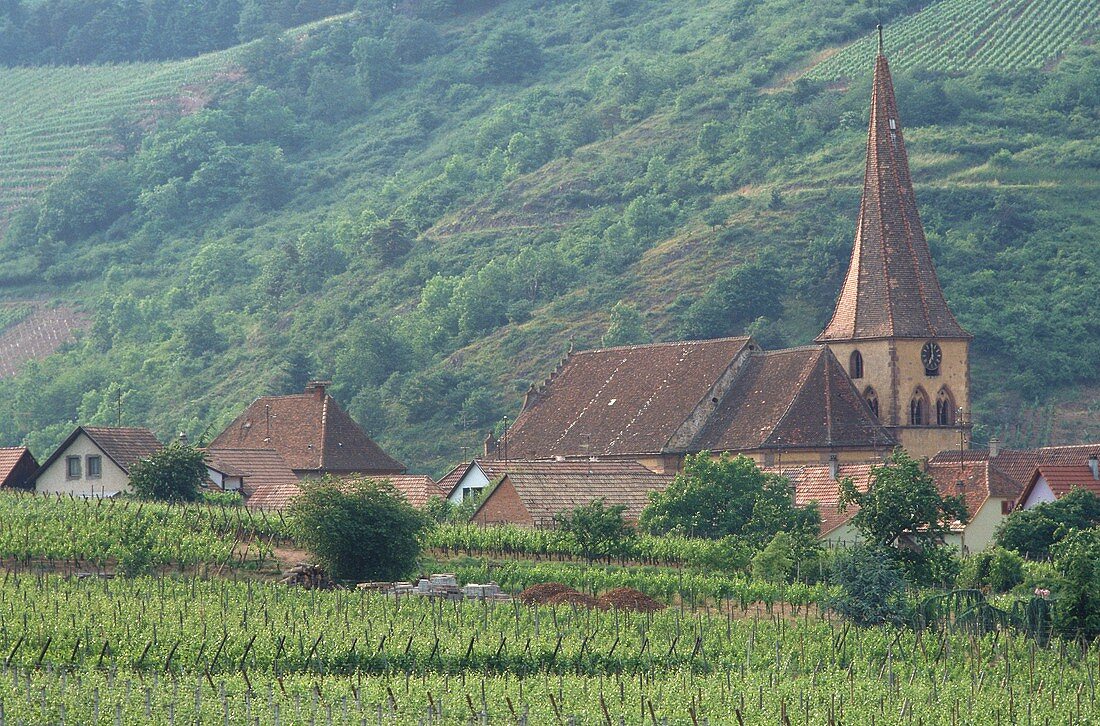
left=488, top=43, right=971, bottom=473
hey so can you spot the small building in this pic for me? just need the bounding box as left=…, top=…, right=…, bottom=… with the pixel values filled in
left=209, top=381, right=405, bottom=480
left=438, top=459, right=506, bottom=505
left=0, top=447, right=38, bottom=490
left=465, top=460, right=674, bottom=527
left=1016, top=459, right=1100, bottom=510
left=203, top=447, right=302, bottom=510
left=931, top=442, right=1100, bottom=493
left=33, top=427, right=162, bottom=497
left=384, top=474, right=448, bottom=509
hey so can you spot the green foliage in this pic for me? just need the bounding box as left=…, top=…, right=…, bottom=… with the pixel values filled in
left=996, top=489, right=1100, bottom=559
left=479, top=29, right=542, bottom=83
left=640, top=453, right=820, bottom=545
left=114, top=513, right=156, bottom=577
left=1050, top=526, right=1100, bottom=642
left=960, top=546, right=1026, bottom=593
left=288, top=477, right=427, bottom=581
left=600, top=301, right=651, bottom=347
left=128, top=443, right=206, bottom=503
left=553, top=499, right=634, bottom=563
left=751, top=531, right=794, bottom=583
left=830, top=545, right=908, bottom=626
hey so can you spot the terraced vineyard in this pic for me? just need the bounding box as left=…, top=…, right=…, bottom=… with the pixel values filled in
left=0, top=51, right=244, bottom=216
left=807, top=0, right=1100, bottom=81
left=0, top=304, right=90, bottom=378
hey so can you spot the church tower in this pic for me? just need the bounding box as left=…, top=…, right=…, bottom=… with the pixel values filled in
left=816, top=35, right=971, bottom=460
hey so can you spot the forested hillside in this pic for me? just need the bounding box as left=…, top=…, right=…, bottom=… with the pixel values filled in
left=0, top=0, right=1098, bottom=473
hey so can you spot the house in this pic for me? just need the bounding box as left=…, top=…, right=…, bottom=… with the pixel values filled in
left=0, top=447, right=37, bottom=490
left=931, top=441, right=1100, bottom=494
left=384, top=474, right=448, bottom=509
left=466, top=460, right=673, bottom=527
left=778, top=456, right=1021, bottom=553
left=438, top=459, right=506, bottom=505
left=34, top=427, right=162, bottom=497
left=1016, top=458, right=1100, bottom=510
left=203, top=447, right=302, bottom=510
left=209, top=381, right=405, bottom=480
left=492, top=46, right=974, bottom=470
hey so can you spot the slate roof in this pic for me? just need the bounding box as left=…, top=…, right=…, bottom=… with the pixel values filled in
left=209, top=383, right=404, bottom=475
left=503, top=338, right=755, bottom=459
left=817, top=52, right=969, bottom=342
left=0, top=447, right=36, bottom=488
left=931, top=444, right=1100, bottom=491
left=1018, top=465, right=1100, bottom=505
left=473, top=460, right=673, bottom=525
left=694, top=347, right=894, bottom=452
left=204, top=448, right=301, bottom=510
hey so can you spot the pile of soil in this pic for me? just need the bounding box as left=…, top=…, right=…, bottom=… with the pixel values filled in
left=545, top=589, right=599, bottom=608
left=597, top=588, right=666, bottom=613
left=517, top=582, right=575, bottom=604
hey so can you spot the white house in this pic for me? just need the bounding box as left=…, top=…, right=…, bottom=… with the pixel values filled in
left=34, top=427, right=163, bottom=497
left=1016, top=458, right=1100, bottom=510
left=438, top=459, right=506, bottom=505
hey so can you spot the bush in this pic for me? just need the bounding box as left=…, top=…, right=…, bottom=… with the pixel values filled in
left=830, top=545, right=908, bottom=626
left=752, top=532, right=793, bottom=583
left=128, top=443, right=206, bottom=503
left=961, top=547, right=1025, bottom=593
left=554, top=499, right=634, bottom=563
left=996, top=489, right=1100, bottom=559
left=288, top=478, right=428, bottom=581
left=1050, top=527, right=1100, bottom=642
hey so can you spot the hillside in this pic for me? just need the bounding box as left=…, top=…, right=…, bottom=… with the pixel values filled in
left=0, top=0, right=1098, bottom=473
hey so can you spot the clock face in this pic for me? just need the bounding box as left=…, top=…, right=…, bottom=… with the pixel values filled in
left=921, top=341, right=942, bottom=371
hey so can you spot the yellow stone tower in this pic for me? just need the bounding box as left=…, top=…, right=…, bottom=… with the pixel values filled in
left=816, top=40, right=971, bottom=460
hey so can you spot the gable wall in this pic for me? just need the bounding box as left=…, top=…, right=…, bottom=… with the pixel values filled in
left=36, top=433, right=131, bottom=496
left=472, top=478, right=534, bottom=526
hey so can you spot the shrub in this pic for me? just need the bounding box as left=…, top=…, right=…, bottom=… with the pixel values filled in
left=752, top=532, right=793, bottom=583
left=961, top=547, right=1025, bottom=593
left=830, top=545, right=908, bottom=626
left=1050, top=527, right=1100, bottom=642
left=996, top=489, right=1100, bottom=559
left=554, top=499, right=634, bottom=563
left=128, top=443, right=206, bottom=503
left=288, top=478, right=428, bottom=581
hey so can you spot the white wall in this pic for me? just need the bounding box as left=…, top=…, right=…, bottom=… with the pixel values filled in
left=446, top=464, right=491, bottom=505
left=1022, top=478, right=1056, bottom=509
left=36, top=433, right=130, bottom=497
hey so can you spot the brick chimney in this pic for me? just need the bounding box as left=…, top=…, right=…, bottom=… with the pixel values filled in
left=828, top=453, right=839, bottom=480
left=483, top=430, right=498, bottom=458
left=305, top=380, right=330, bottom=402
left=989, top=437, right=1001, bottom=458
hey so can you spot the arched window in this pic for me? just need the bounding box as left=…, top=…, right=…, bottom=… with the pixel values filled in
left=849, top=350, right=863, bottom=379
left=909, top=388, right=930, bottom=426
left=863, top=386, right=879, bottom=419
left=936, top=387, right=956, bottom=426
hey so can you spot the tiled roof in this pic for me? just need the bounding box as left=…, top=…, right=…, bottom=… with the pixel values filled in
left=204, top=447, right=301, bottom=511
left=378, top=474, right=447, bottom=508
left=81, top=427, right=163, bottom=473
left=209, top=384, right=404, bottom=474
left=0, top=447, right=36, bottom=488
left=695, top=347, right=894, bottom=452
left=474, top=460, right=673, bottom=525
left=926, top=460, right=1022, bottom=530
left=503, top=338, right=754, bottom=459
left=931, top=444, right=1100, bottom=491
left=1020, top=465, right=1100, bottom=504
left=817, top=52, right=969, bottom=342
left=772, top=463, right=875, bottom=536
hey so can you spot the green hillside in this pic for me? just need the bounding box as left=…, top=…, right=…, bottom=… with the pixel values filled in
left=0, top=0, right=1098, bottom=473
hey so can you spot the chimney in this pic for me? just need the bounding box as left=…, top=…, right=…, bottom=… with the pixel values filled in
left=989, top=437, right=1001, bottom=458
left=177, top=431, right=189, bottom=445
left=828, top=453, right=839, bottom=480
left=305, top=380, right=330, bottom=402
left=1089, top=454, right=1099, bottom=481
left=483, top=431, right=498, bottom=459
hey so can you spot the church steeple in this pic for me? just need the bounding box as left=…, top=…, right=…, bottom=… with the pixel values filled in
left=816, top=44, right=970, bottom=342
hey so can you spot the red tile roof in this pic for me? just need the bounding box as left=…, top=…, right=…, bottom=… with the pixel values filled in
left=204, top=447, right=301, bottom=511
left=772, top=463, right=875, bottom=536
left=210, top=383, right=404, bottom=475
left=816, top=52, right=969, bottom=342
left=503, top=338, right=754, bottom=458
left=1018, top=465, right=1100, bottom=505
left=926, top=460, right=1022, bottom=530
left=695, top=347, right=893, bottom=452
left=376, top=474, right=447, bottom=509
left=473, top=460, right=673, bottom=525
left=931, top=444, right=1100, bottom=491
left=0, top=447, right=36, bottom=489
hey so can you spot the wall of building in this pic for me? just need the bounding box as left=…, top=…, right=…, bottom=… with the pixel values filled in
left=1022, top=479, right=1056, bottom=508
left=36, top=433, right=130, bottom=497
left=446, top=464, right=492, bottom=505
left=472, top=478, right=534, bottom=526
left=945, top=497, right=1010, bottom=554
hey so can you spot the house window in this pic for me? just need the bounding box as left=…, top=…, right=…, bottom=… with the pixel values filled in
left=1001, top=500, right=1013, bottom=515
left=863, top=387, right=879, bottom=418
left=462, top=487, right=481, bottom=500
left=909, top=389, right=929, bottom=426
left=66, top=456, right=81, bottom=480
left=86, top=455, right=102, bottom=479
left=849, top=350, right=864, bottom=379
left=936, top=387, right=956, bottom=426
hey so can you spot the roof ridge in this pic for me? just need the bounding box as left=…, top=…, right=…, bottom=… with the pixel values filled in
left=576, top=336, right=752, bottom=356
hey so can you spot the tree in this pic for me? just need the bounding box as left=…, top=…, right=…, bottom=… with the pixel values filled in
left=479, top=29, right=542, bottom=83
left=839, top=449, right=968, bottom=550
left=961, top=546, right=1025, bottom=593
left=288, top=478, right=427, bottom=581
left=128, top=443, right=206, bottom=503
left=601, top=301, right=651, bottom=347
left=830, top=545, right=908, bottom=626
left=752, top=532, right=793, bottom=582
left=1050, top=527, right=1100, bottom=642
left=996, top=489, right=1100, bottom=559
left=639, top=453, right=819, bottom=545
left=554, top=499, right=634, bottom=563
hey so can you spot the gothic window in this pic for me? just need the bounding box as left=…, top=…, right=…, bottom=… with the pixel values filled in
left=936, top=387, right=956, bottom=427
left=849, top=350, right=864, bottom=379
left=909, top=388, right=930, bottom=426
left=863, top=387, right=879, bottom=419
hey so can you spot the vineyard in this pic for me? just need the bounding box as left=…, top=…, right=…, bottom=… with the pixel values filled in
left=0, top=573, right=1091, bottom=723
left=806, top=0, right=1100, bottom=81
left=0, top=305, right=91, bottom=379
